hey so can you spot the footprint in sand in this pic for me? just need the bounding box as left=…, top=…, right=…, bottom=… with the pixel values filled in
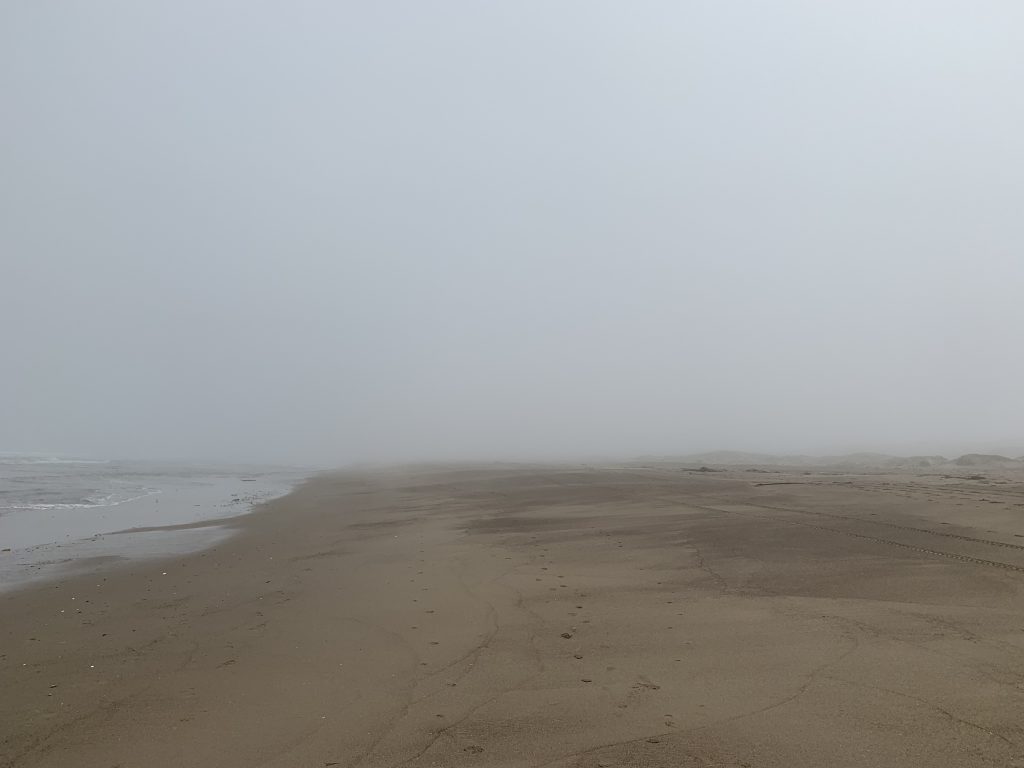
left=632, top=676, right=661, bottom=691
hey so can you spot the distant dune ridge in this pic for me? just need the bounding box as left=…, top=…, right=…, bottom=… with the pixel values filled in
left=952, top=453, right=1024, bottom=467
left=656, top=450, right=1024, bottom=470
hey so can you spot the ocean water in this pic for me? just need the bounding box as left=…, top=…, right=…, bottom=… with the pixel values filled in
left=0, top=456, right=160, bottom=513
left=0, top=456, right=306, bottom=590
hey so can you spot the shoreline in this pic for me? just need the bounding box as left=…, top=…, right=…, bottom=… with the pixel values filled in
left=3, top=464, right=1024, bottom=767
left=0, top=466, right=305, bottom=594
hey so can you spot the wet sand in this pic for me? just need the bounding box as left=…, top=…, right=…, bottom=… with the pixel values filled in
left=3, top=464, right=1024, bottom=767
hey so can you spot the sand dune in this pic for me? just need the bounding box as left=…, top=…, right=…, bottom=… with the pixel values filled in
left=667, top=451, right=1023, bottom=471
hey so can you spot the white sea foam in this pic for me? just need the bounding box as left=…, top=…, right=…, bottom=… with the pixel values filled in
left=0, top=456, right=111, bottom=465
left=0, top=488, right=161, bottom=511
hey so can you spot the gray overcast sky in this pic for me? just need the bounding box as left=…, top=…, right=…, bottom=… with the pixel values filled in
left=2, top=2, right=1023, bottom=464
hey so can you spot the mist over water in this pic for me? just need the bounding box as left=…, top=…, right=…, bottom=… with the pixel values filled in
left=0, top=455, right=304, bottom=588
left=0, top=456, right=297, bottom=514
left=3, top=3, right=1023, bottom=465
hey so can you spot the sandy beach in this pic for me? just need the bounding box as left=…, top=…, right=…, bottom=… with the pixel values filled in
left=4, top=464, right=1024, bottom=767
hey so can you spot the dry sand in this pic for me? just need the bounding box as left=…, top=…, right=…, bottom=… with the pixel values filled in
left=4, top=464, right=1024, bottom=767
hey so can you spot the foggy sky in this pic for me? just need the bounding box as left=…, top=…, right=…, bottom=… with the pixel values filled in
left=3, top=2, right=1023, bottom=465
